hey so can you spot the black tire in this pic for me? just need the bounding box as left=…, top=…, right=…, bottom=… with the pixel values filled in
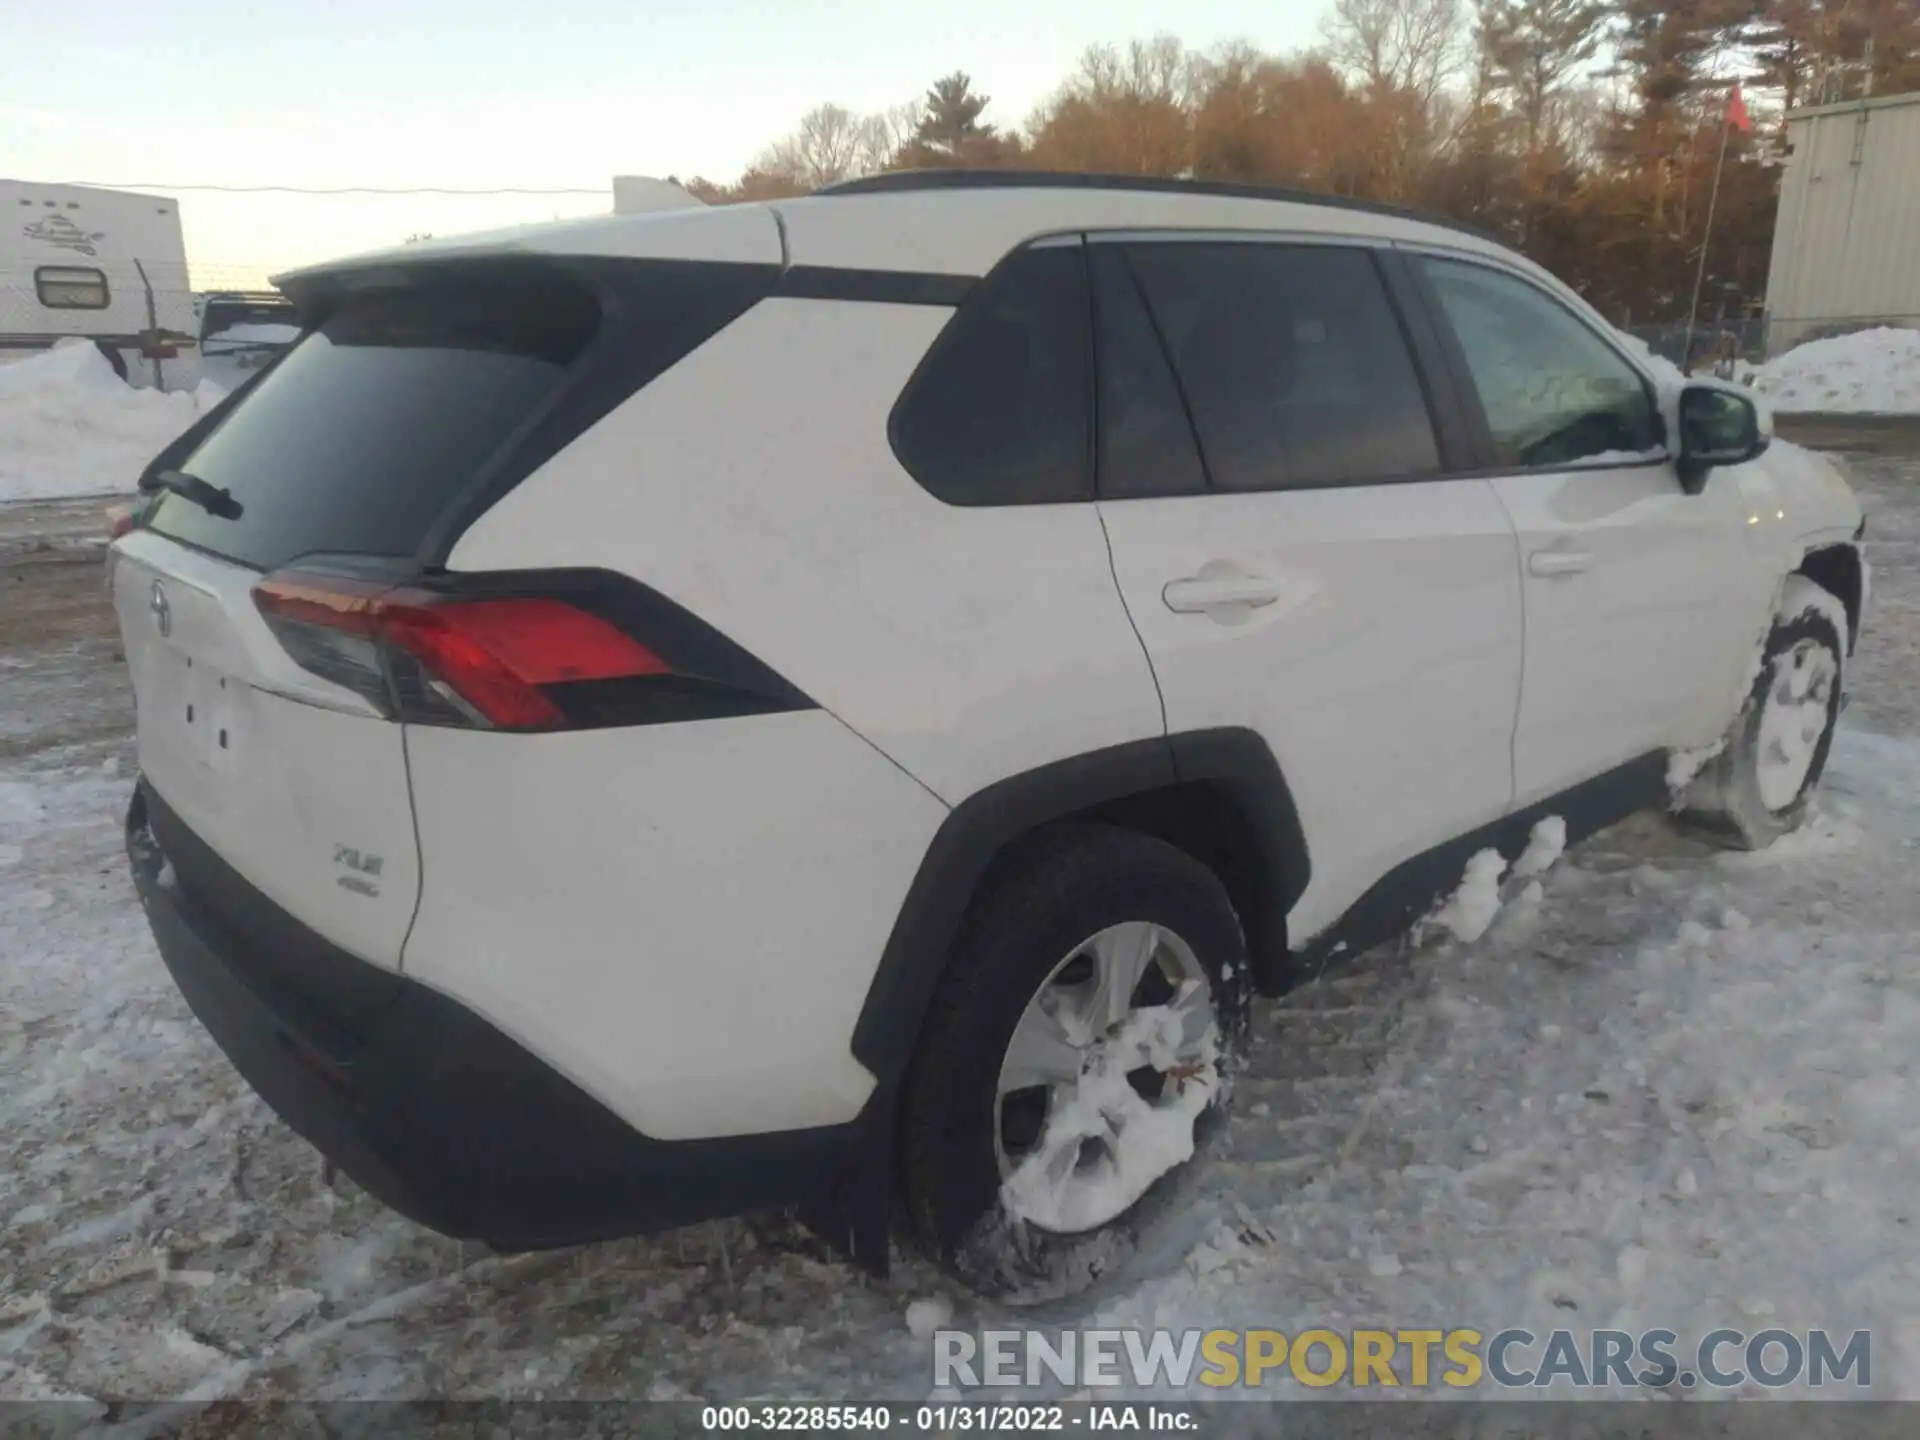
left=1683, top=577, right=1846, bottom=850
left=900, top=823, right=1249, bottom=1302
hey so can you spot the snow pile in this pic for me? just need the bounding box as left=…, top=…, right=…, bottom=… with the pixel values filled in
left=1511, top=814, right=1567, bottom=878
left=1748, top=326, right=1920, bottom=415
left=904, top=1295, right=954, bottom=1339
left=1666, top=740, right=1726, bottom=801
left=1429, top=847, right=1508, bottom=943
left=0, top=340, right=227, bottom=503
left=1427, top=817, right=1569, bottom=945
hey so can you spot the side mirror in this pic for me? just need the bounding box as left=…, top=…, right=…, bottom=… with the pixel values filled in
left=1676, top=380, right=1770, bottom=494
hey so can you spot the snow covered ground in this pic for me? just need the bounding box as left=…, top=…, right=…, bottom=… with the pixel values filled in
left=0, top=341, right=225, bottom=505
left=1748, top=327, right=1920, bottom=417
left=2, top=450, right=1919, bottom=1408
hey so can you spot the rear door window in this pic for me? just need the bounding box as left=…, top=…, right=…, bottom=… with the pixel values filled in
left=1120, top=242, right=1442, bottom=491
left=1089, top=247, right=1206, bottom=499
left=890, top=245, right=1091, bottom=505
left=148, top=274, right=600, bottom=571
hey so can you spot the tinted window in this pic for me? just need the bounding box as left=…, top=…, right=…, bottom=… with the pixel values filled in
left=1122, top=243, right=1440, bottom=491
left=148, top=272, right=601, bottom=570
left=1090, top=248, right=1205, bottom=498
left=1421, top=257, right=1662, bottom=468
left=891, top=246, right=1090, bottom=505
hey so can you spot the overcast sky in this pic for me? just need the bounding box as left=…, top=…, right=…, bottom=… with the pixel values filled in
left=2, top=0, right=1325, bottom=284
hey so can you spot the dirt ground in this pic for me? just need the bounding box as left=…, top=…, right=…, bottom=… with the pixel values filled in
left=0, top=502, right=131, bottom=769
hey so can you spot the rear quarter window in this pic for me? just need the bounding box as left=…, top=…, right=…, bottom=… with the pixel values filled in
left=889, top=245, right=1092, bottom=506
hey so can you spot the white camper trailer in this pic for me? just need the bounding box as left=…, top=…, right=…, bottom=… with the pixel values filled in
left=2, top=179, right=199, bottom=390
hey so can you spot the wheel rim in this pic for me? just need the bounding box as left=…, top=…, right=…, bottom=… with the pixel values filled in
left=1755, top=637, right=1838, bottom=813
left=992, top=921, right=1220, bottom=1235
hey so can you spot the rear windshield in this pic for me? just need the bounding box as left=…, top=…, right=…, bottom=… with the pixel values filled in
left=149, top=274, right=600, bottom=571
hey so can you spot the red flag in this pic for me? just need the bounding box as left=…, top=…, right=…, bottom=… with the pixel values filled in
left=1727, top=84, right=1753, bottom=133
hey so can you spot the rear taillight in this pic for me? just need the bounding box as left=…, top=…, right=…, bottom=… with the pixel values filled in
left=251, top=568, right=806, bottom=732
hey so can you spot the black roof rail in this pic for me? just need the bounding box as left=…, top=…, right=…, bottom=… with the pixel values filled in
left=815, top=169, right=1503, bottom=246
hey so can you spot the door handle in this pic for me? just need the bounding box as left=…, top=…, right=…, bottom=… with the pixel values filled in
left=1163, top=575, right=1282, bottom=612
left=1527, top=549, right=1594, bottom=578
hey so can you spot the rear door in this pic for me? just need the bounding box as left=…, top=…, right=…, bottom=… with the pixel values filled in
left=1090, top=236, right=1524, bottom=943
left=1410, top=253, right=1762, bottom=803
left=111, top=263, right=647, bottom=967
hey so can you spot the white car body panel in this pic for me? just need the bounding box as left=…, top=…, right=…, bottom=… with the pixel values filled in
left=1748, top=438, right=1868, bottom=552
left=1390, top=239, right=1866, bottom=789
left=1491, top=458, right=1771, bottom=801
left=110, top=533, right=419, bottom=967
left=1098, top=480, right=1524, bottom=942
left=447, top=297, right=1168, bottom=805
left=400, top=710, right=948, bottom=1139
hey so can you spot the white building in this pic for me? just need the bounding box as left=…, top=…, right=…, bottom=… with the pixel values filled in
left=1765, top=90, right=1920, bottom=355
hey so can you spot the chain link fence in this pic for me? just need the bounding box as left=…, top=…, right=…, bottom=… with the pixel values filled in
left=1619, top=313, right=1920, bottom=377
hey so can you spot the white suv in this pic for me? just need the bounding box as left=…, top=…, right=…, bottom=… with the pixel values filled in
left=111, top=172, right=1866, bottom=1298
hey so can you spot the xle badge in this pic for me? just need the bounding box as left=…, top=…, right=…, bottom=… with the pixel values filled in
left=333, top=845, right=384, bottom=898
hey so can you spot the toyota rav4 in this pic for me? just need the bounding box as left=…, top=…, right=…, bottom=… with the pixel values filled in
left=112, top=172, right=1867, bottom=1298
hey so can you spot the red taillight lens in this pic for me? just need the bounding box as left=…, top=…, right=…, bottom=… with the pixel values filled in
left=252, top=572, right=670, bottom=731
left=393, top=598, right=667, bottom=686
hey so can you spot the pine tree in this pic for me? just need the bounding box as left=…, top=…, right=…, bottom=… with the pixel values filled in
left=1477, top=0, right=1609, bottom=153
left=1743, top=0, right=1820, bottom=114
left=915, top=72, right=993, bottom=155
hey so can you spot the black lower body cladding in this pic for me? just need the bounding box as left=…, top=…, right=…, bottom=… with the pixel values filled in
left=127, top=781, right=849, bottom=1248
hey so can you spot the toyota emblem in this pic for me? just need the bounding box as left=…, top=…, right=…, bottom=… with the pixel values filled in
left=149, top=579, right=172, bottom=638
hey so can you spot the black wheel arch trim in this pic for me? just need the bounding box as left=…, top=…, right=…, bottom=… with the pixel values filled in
left=1794, top=543, right=1866, bottom=654
left=849, top=726, right=1310, bottom=1094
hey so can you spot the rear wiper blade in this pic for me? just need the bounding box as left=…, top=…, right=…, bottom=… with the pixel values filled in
left=154, top=469, right=243, bottom=521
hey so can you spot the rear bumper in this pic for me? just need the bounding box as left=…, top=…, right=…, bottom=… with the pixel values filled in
left=127, top=780, right=852, bottom=1248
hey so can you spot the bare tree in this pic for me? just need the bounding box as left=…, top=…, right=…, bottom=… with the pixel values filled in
left=754, top=99, right=930, bottom=188
left=1320, top=0, right=1467, bottom=106
left=1026, top=37, right=1197, bottom=175
left=756, top=103, right=872, bottom=189
left=859, top=100, right=925, bottom=172
left=1060, top=35, right=1200, bottom=107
